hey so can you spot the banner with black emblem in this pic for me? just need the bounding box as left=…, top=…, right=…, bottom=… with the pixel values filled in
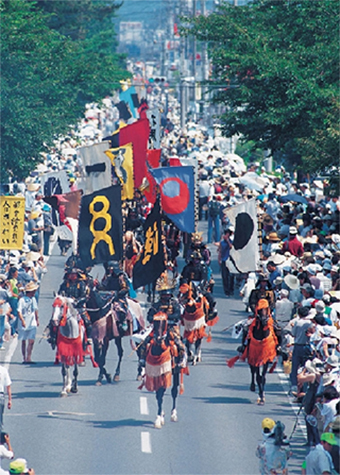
left=78, top=185, right=123, bottom=267
left=132, top=198, right=166, bottom=290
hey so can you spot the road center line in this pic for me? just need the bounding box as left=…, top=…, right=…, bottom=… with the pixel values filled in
left=140, top=396, right=149, bottom=415
left=141, top=431, right=152, bottom=453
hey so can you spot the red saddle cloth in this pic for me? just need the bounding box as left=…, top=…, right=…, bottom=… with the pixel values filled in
left=182, top=299, right=207, bottom=344
left=145, top=343, right=172, bottom=392
left=57, top=331, right=84, bottom=366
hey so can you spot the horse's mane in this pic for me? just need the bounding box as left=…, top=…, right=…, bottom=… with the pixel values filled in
left=86, top=289, right=116, bottom=322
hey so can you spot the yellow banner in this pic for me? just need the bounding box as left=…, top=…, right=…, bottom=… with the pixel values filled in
left=105, top=143, right=134, bottom=200
left=0, top=196, right=25, bottom=250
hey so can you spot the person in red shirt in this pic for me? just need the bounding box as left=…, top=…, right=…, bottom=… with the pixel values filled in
left=282, top=226, right=304, bottom=257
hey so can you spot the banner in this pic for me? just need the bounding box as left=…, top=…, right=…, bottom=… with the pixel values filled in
left=225, top=199, right=260, bottom=274
left=132, top=198, right=165, bottom=290
left=105, top=144, right=134, bottom=200
left=77, top=141, right=111, bottom=195
left=0, top=196, right=25, bottom=250
left=119, top=86, right=138, bottom=118
left=106, top=119, right=150, bottom=188
left=41, top=170, right=70, bottom=196
left=143, top=149, right=161, bottom=204
left=115, top=100, right=132, bottom=121
left=43, top=190, right=82, bottom=228
left=147, top=108, right=161, bottom=148
left=151, top=166, right=195, bottom=233
left=78, top=185, right=123, bottom=267
left=43, top=190, right=83, bottom=253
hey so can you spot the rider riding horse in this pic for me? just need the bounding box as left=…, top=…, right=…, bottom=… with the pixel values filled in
left=178, top=282, right=210, bottom=365
left=85, top=279, right=145, bottom=385
left=139, top=311, right=187, bottom=428
left=228, top=299, right=278, bottom=405
left=49, top=295, right=96, bottom=396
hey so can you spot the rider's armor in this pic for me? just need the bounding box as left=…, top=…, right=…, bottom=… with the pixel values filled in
left=180, top=261, right=208, bottom=285
left=58, top=278, right=87, bottom=300
left=147, top=295, right=181, bottom=327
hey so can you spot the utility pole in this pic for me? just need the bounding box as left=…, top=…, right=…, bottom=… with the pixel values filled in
left=201, top=0, right=208, bottom=125
left=179, top=0, right=187, bottom=131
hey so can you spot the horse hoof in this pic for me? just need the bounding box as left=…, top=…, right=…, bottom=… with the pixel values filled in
left=257, top=397, right=265, bottom=406
left=154, top=415, right=163, bottom=429
left=70, top=387, right=78, bottom=394
left=105, top=373, right=112, bottom=384
left=136, top=374, right=142, bottom=381
left=170, top=409, right=178, bottom=422
left=114, top=374, right=120, bottom=382
left=250, top=383, right=256, bottom=392
left=95, top=380, right=102, bottom=386
left=60, top=391, right=67, bottom=397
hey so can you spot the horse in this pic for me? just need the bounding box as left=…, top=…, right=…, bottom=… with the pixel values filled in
left=138, top=312, right=188, bottom=428
left=85, top=288, right=145, bottom=385
left=227, top=299, right=278, bottom=405
left=178, top=282, right=210, bottom=365
left=49, top=295, right=90, bottom=397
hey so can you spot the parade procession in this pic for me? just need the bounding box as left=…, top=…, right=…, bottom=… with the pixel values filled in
left=1, top=1, right=339, bottom=474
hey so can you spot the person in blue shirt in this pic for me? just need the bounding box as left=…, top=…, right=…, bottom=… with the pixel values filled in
left=266, top=261, right=282, bottom=288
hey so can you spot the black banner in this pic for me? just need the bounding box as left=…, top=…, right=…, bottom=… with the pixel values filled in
left=78, top=185, right=123, bottom=267
left=132, top=198, right=165, bottom=290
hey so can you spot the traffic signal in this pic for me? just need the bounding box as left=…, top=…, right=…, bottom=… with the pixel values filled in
left=148, top=77, right=167, bottom=86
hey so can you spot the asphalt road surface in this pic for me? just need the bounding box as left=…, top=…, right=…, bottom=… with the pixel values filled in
left=1, top=229, right=308, bottom=475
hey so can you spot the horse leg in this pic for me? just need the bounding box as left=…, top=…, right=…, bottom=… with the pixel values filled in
left=193, top=339, right=202, bottom=365
left=250, top=365, right=256, bottom=392
left=102, top=339, right=112, bottom=383
left=170, top=372, right=179, bottom=422
left=70, top=364, right=78, bottom=393
left=136, top=346, right=143, bottom=381
left=113, top=337, right=123, bottom=382
left=255, top=365, right=265, bottom=405
left=154, top=387, right=166, bottom=429
left=260, top=362, right=269, bottom=403
left=185, top=340, right=194, bottom=363
left=61, top=364, right=71, bottom=397
left=94, top=341, right=111, bottom=385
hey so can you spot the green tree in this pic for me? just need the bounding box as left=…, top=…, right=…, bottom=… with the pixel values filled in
left=0, top=0, right=128, bottom=182
left=187, top=0, right=339, bottom=174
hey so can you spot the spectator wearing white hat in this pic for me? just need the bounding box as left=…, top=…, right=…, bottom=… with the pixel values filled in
left=321, top=385, right=340, bottom=432
left=275, top=289, right=294, bottom=327
left=17, top=282, right=39, bottom=364
left=316, top=325, right=338, bottom=361
left=306, top=264, right=323, bottom=291
left=287, top=306, right=314, bottom=393
left=317, top=264, right=333, bottom=292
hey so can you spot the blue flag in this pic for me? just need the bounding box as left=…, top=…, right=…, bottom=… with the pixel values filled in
left=151, top=166, right=195, bottom=233
left=119, top=86, right=138, bottom=118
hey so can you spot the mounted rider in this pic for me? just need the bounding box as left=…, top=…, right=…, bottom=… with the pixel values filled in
left=147, top=273, right=181, bottom=327
left=139, top=311, right=187, bottom=428
left=58, top=255, right=92, bottom=341
left=180, top=249, right=218, bottom=328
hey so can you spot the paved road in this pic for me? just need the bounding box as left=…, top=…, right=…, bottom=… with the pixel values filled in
left=1, top=231, right=308, bottom=475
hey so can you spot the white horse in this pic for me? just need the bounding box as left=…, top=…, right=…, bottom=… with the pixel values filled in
left=51, top=295, right=85, bottom=397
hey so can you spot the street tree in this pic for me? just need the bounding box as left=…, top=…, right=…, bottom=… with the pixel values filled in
left=186, top=0, right=339, bottom=175
left=0, top=0, right=128, bottom=181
